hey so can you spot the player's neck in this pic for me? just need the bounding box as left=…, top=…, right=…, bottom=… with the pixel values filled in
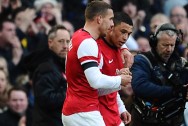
left=104, top=35, right=113, bottom=47
left=84, top=22, right=100, bottom=40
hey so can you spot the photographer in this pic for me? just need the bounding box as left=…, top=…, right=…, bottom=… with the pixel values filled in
left=130, top=23, right=188, bottom=126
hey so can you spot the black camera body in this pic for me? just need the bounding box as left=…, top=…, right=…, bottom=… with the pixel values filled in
left=133, top=96, right=185, bottom=123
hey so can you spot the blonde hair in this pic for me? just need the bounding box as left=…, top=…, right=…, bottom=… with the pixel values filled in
left=0, top=69, right=12, bottom=111
left=0, top=57, right=9, bottom=77
left=150, top=13, right=170, bottom=25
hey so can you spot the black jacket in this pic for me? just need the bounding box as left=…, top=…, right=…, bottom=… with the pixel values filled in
left=24, top=48, right=67, bottom=126
left=0, top=109, right=32, bottom=126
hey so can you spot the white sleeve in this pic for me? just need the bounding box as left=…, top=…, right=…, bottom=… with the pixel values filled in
left=78, top=38, right=122, bottom=89
left=84, top=67, right=121, bottom=89
left=77, top=38, right=99, bottom=64
left=117, top=93, right=127, bottom=115
left=98, top=87, right=121, bottom=96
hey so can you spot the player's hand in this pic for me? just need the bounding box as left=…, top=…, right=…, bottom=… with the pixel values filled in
left=117, top=68, right=132, bottom=76
left=120, top=74, right=132, bottom=87
left=121, top=83, right=133, bottom=96
left=121, top=49, right=133, bottom=68
left=121, top=111, right=131, bottom=124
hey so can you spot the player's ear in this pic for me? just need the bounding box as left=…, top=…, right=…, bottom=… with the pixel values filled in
left=97, top=15, right=103, bottom=24
left=108, top=26, right=114, bottom=34
left=48, top=39, right=53, bottom=48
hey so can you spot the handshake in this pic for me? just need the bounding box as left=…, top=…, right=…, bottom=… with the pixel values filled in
left=117, top=68, right=132, bottom=87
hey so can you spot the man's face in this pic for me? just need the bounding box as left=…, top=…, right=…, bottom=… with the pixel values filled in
left=122, top=3, right=137, bottom=19
left=109, top=22, right=132, bottom=48
left=41, top=3, right=54, bottom=21
left=8, top=90, right=28, bottom=115
left=137, top=37, right=150, bottom=52
left=1, top=22, right=16, bottom=42
left=99, top=9, right=114, bottom=37
left=150, top=20, right=164, bottom=34
left=156, top=33, right=177, bottom=62
left=170, top=7, right=187, bottom=25
left=48, top=29, right=70, bottom=58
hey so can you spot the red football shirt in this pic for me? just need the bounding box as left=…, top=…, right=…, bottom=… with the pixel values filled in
left=97, top=38, right=124, bottom=126
left=63, top=29, right=101, bottom=115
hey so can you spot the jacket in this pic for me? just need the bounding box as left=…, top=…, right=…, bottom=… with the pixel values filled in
left=24, top=48, right=67, bottom=126
left=131, top=51, right=188, bottom=124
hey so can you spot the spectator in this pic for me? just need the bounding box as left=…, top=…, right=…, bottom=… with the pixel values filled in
left=24, top=25, right=70, bottom=126
left=13, top=7, right=47, bottom=54
left=0, top=86, right=32, bottom=126
left=15, top=74, right=34, bottom=109
left=136, top=36, right=151, bottom=52
left=1, top=0, right=22, bottom=19
left=0, top=18, right=23, bottom=85
left=62, top=20, right=75, bottom=37
left=121, top=0, right=147, bottom=38
left=0, top=56, right=9, bottom=78
left=175, top=22, right=188, bottom=56
left=170, top=6, right=187, bottom=26
left=150, top=13, right=170, bottom=34
left=0, top=69, right=12, bottom=113
left=34, top=0, right=63, bottom=34
left=13, top=7, right=36, bottom=53
left=163, top=0, right=188, bottom=16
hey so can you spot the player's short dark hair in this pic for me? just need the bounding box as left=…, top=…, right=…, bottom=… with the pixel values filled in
left=113, top=12, right=133, bottom=26
left=85, top=1, right=112, bottom=21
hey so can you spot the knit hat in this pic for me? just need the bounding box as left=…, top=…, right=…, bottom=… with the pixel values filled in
left=34, top=0, right=58, bottom=11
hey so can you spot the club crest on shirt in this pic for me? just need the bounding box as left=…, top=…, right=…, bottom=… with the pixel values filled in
left=109, top=59, right=113, bottom=63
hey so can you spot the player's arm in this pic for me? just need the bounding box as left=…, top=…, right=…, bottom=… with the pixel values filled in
left=78, top=39, right=131, bottom=89
left=98, top=87, right=121, bottom=96
left=117, top=93, right=131, bottom=124
left=121, top=44, right=133, bottom=68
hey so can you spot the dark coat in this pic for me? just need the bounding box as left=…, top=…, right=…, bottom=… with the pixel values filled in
left=24, top=48, right=67, bottom=126
left=131, top=53, right=173, bottom=101
left=0, top=109, right=32, bottom=126
left=131, top=51, right=187, bottom=102
left=131, top=51, right=188, bottom=125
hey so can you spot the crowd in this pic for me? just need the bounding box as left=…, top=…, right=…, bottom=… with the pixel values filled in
left=0, top=0, right=188, bottom=126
